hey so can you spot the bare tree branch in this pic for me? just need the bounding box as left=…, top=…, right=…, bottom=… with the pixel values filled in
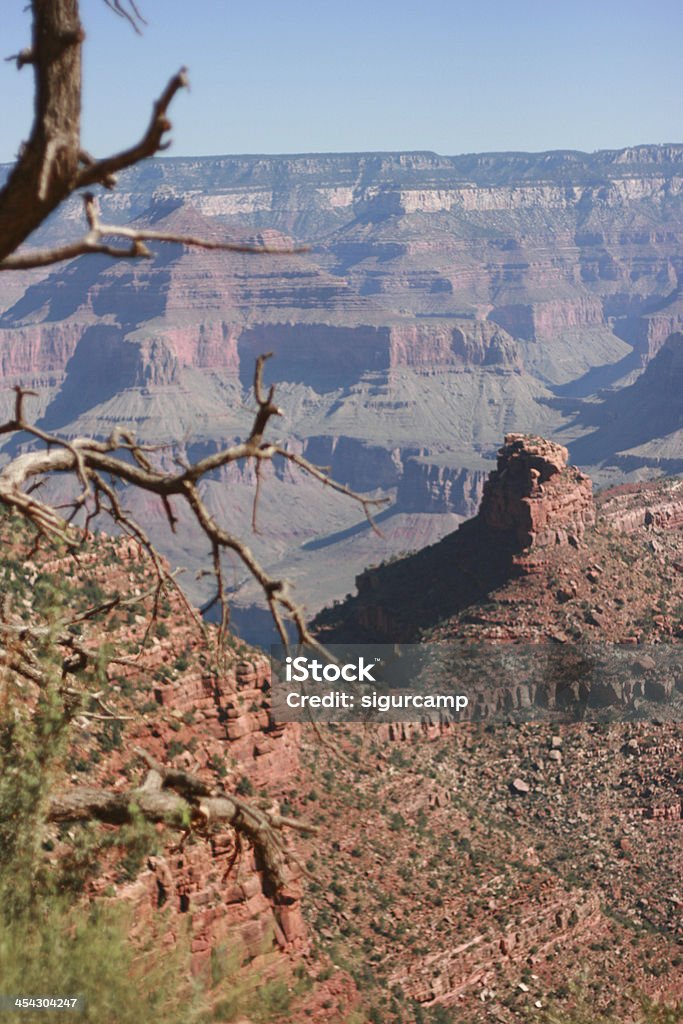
left=0, top=7, right=330, bottom=655
left=0, top=1, right=83, bottom=263
left=0, top=375, right=387, bottom=651
left=1, top=6, right=290, bottom=269
left=102, top=0, right=147, bottom=34
left=0, top=192, right=309, bottom=271
left=75, top=68, right=189, bottom=189
left=4, top=49, right=35, bottom=70
left=47, top=750, right=317, bottom=892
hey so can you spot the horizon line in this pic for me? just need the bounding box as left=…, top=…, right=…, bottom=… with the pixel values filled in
left=2, top=141, right=683, bottom=170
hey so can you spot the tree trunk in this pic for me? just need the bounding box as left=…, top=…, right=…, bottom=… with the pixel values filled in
left=0, top=0, right=82, bottom=261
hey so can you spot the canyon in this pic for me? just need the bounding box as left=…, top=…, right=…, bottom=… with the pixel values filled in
left=2, top=435, right=681, bottom=1021
left=0, top=144, right=682, bottom=637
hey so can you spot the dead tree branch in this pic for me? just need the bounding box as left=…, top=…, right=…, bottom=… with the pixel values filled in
left=0, top=1, right=83, bottom=263
left=0, top=372, right=386, bottom=650
left=102, top=0, right=147, bottom=34
left=75, top=68, right=188, bottom=189
left=0, top=186, right=309, bottom=272
left=48, top=750, right=317, bottom=891
left=0, top=4, right=306, bottom=271
left=0, top=3, right=341, bottom=651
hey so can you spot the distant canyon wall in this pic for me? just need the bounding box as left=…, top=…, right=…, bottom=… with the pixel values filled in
left=186, top=433, right=488, bottom=519
left=0, top=318, right=520, bottom=390
left=4, top=143, right=683, bottom=389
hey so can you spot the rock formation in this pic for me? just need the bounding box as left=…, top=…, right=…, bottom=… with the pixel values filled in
left=314, top=435, right=683, bottom=645
left=598, top=477, right=683, bottom=532
left=1, top=522, right=307, bottom=968
left=131, top=654, right=307, bottom=962
left=480, top=434, right=596, bottom=547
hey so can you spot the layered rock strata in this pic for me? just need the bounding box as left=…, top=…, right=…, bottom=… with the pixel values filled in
left=128, top=655, right=307, bottom=964
left=598, top=478, right=683, bottom=533
left=480, top=434, right=596, bottom=547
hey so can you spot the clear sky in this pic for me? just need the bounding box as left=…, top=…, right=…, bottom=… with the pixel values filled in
left=1, top=0, right=681, bottom=163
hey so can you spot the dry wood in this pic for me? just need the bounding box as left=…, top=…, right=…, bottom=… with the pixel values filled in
left=0, top=1, right=358, bottom=897
left=48, top=750, right=318, bottom=891
left=0, top=4, right=305, bottom=271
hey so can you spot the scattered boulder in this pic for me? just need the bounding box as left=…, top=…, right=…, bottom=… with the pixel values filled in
left=511, top=778, right=530, bottom=795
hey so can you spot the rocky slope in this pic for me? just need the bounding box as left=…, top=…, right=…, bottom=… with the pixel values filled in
left=2, top=465, right=681, bottom=1022
left=296, top=714, right=682, bottom=1021
left=304, top=436, right=682, bottom=1021
left=0, top=514, right=360, bottom=1022
left=313, top=434, right=683, bottom=644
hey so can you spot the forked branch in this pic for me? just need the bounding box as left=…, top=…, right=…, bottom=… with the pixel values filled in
left=47, top=749, right=318, bottom=892
left=0, top=186, right=309, bottom=272
left=0, top=361, right=386, bottom=652
left=0, top=4, right=306, bottom=271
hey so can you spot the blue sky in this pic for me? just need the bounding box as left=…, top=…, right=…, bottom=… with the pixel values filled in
left=1, top=0, right=681, bottom=162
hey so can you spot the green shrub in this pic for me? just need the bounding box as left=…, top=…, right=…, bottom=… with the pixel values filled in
left=0, top=900, right=205, bottom=1024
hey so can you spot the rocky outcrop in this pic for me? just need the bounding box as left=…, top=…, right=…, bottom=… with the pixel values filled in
left=480, top=433, right=596, bottom=547
left=313, top=430, right=683, bottom=647
left=313, top=433, right=601, bottom=642
left=117, top=654, right=307, bottom=965
left=598, top=478, right=683, bottom=533
left=3, top=517, right=312, bottom=985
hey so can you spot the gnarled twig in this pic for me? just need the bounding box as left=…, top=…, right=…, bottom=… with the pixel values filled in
left=0, top=366, right=387, bottom=653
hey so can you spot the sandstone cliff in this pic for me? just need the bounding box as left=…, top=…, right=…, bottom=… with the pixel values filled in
left=479, top=434, right=595, bottom=547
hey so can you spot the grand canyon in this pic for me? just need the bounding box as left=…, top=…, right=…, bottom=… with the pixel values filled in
left=1, top=144, right=682, bottom=639
left=1, top=142, right=682, bottom=1023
